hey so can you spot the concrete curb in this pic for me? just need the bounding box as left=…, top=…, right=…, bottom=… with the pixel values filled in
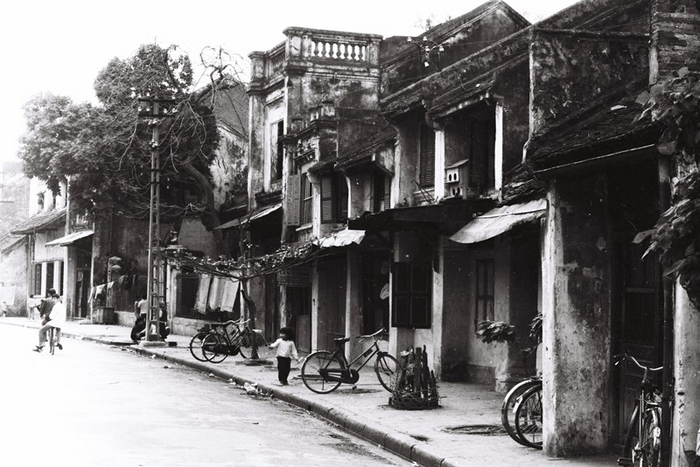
left=8, top=320, right=450, bottom=467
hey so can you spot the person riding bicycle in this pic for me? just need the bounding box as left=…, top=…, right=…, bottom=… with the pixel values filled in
left=34, top=288, right=65, bottom=352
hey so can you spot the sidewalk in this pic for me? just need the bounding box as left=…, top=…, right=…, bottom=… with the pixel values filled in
left=4, top=317, right=619, bottom=467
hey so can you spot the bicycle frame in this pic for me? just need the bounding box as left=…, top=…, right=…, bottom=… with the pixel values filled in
left=616, top=353, right=663, bottom=466
left=320, top=341, right=381, bottom=383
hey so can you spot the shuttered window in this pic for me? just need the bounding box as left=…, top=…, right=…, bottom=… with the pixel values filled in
left=392, top=262, right=431, bottom=329
left=285, top=174, right=301, bottom=226
left=274, top=121, right=284, bottom=181
left=419, top=124, right=435, bottom=187
left=320, top=174, right=348, bottom=224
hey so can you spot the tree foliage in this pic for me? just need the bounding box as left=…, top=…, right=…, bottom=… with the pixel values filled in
left=18, top=44, right=226, bottom=226
left=636, top=67, right=700, bottom=309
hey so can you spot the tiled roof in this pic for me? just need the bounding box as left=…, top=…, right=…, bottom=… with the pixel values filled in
left=527, top=102, right=662, bottom=168
left=10, top=208, right=66, bottom=235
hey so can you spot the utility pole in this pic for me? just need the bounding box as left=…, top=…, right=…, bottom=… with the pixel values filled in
left=138, top=98, right=175, bottom=344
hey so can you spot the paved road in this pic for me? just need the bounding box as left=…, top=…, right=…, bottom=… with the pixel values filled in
left=0, top=325, right=410, bottom=467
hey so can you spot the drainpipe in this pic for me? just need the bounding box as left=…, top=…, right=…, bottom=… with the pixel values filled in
left=658, top=156, right=673, bottom=467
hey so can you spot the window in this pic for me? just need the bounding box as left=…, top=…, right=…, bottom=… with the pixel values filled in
left=371, top=172, right=390, bottom=213
left=468, top=118, right=495, bottom=191
left=321, top=174, right=348, bottom=224
left=419, top=124, right=435, bottom=187
left=392, top=262, right=431, bottom=328
left=33, top=263, right=42, bottom=295
left=271, top=120, right=284, bottom=182
left=474, top=258, right=494, bottom=328
left=301, top=173, right=313, bottom=225
left=46, top=262, right=55, bottom=294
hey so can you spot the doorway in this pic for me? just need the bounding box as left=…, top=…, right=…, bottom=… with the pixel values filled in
left=609, top=161, right=663, bottom=446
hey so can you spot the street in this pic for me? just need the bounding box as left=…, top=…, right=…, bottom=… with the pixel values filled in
left=0, top=325, right=410, bottom=467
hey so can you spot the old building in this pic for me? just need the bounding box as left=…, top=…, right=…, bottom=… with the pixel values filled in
left=238, top=0, right=700, bottom=463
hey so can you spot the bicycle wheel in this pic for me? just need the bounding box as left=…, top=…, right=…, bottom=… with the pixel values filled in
left=188, top=332, right=211, bottom=362
left=202, top=333, right=229, bottom=363
left=374, top=353, right=401, bottom=392
left=514, top=384, right=543, bottom=449
left=502, top=379, right=541, bottom=446
left=635, top=407, right=661, bottom=467
left=301, top=351, right=343, bottom=394
left=618, top=404, right=639, bottom=463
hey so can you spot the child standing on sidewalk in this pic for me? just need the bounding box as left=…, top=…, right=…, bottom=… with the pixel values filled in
left=269, top=327, right=299, bottom=385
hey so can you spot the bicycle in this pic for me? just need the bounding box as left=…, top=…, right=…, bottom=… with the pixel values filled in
left=513, top=381, right=543, bottom=449
left=201, top=319, right=257, bottom=363
left=501, top=376, right=542, bottom=447
left=300, top=328, right=401, bottom=394
left=616, top=353, right=663, bottom=467
left=188, top=318, right=250, bottom=362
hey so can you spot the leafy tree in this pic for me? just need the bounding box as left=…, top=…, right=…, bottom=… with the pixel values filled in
left=18, top=44, right=243, bottom=256
left=636, top=67, right=700, bottom=309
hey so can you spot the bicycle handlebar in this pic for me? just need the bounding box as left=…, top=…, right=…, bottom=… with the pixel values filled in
left=215, top=318, right=250, bottom=328
left=614, top=353, right=663, bottom=372
left=356, top=328, right=385, bottom=340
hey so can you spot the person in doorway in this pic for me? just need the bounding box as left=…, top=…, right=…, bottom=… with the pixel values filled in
left=268, top=327, right=300, bottom=386
left=34, top=290, right=65, bottom=352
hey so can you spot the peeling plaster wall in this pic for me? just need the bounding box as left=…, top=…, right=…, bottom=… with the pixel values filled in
left=380, top=4, right=527, bottom=97
left=530, top=30, right=649, bottom=137
left=542, top=175, right=612, bottom=457
left=672, top=285, right=700, bottom=466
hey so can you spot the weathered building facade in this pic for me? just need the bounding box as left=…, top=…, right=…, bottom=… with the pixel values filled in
left=239, top=0, right=700, bottom=463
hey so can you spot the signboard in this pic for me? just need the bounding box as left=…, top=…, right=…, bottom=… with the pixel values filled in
left=277, top=266, right=312, bottom=287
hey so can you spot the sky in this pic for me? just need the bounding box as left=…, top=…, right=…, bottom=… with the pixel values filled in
left=0, top=0, right=578, bottom=162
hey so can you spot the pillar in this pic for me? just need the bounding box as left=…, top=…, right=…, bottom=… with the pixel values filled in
left=542, top=175, right=612, bottom=456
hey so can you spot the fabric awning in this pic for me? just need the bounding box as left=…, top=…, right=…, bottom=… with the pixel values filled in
left=45, top=230, right=94, bottom=246
left=450, top=199, right=547, bottom=244
left=317, top=229, right=365, bottom=249
left=216, top=203, right=282, bottom=230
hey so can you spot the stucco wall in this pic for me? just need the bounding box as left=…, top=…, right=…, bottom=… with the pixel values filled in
left=542, top=174, right=612, bottom=456
left=530, top=29, right=649, bottom=137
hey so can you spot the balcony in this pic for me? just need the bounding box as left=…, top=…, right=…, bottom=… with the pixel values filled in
left=249, top=28, right=381, bottom=90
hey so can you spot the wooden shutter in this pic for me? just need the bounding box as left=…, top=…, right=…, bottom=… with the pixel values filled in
left=321, top=176, right=334, bottom=224
left=419, top=125, right=435, bottom=187
left=286, top=174, right=301, bottom=226
left=392, top=262, right=432, bottom=329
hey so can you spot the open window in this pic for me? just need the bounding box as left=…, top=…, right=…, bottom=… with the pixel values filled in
left=444, top=102, right=496, bottom=198
left=271, top=120, right=284, bottom=182
left=320, top=173, right=348, bottom=224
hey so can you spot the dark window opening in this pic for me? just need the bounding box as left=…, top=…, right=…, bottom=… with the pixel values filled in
left=321, top=174, right=348, bottom=224
left=392, top=262, right=431, bottom=329
left=275, top=120, right=284, bottom=181
left=474, top=258, right=494, bottom=329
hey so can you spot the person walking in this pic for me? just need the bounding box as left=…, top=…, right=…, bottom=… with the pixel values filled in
left=269, top=327, right=300, bottom=386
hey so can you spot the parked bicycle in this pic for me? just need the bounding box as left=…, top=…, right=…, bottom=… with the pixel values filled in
left=188, top=318, right=253, bottom=363
left=300, top=328, right=401, bottom=394
left=501, top=376, right=542, bottom=448
left=616, top=353, right=663, bottom=467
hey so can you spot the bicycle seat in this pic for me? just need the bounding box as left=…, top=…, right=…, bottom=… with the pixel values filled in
left=334, top=337, right=351, bottom=344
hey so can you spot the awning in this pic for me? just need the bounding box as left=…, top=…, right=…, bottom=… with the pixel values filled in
left=216, top=203, right=282, bottom=230
left=45, top=230, right=94, bottom=246
left=450, top=199, right=547, bottom=244
left=316, top=229, right=365, bottom=249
